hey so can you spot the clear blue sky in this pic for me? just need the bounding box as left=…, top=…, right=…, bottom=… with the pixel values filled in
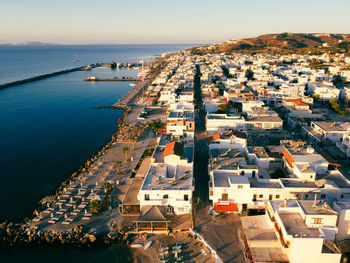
left=1, top=0, right=350, bottom=44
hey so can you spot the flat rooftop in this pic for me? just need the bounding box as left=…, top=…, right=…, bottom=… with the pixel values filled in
left=316, top=173, right=349, bottom=188
left=241, top=215, right=289, bottom=262
left=281, top=179, right=317, bottom=188
left=141, top=164, right=193, bottom=191
left=168, top=111, right=194, bottom=120
left=249, top=178, right=282, bottom=188
left=279, top=213, right=319, bottom=238
left=207, top=114, right=243, bottom=120
left=299, top=200, right=338, bottom=216
left=313, top=121, right=350, bottom=132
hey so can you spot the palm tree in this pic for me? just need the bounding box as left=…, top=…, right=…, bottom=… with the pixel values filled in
left=122, top=146, right=129, bottom=161
left=136, top=126, right=143, bottom=137
left=131, top=136, right=136, bottom=151
left=114, top=160, right=122, bottom=174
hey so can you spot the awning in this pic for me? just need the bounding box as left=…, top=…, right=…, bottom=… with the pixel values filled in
left=214, top=203, right=239, bottom=212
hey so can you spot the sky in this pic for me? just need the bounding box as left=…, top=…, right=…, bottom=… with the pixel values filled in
left=1, top=0, right=350, bottom=45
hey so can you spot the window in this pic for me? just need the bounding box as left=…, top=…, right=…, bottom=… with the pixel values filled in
left=310, top=175, right=313, bottom=179
left=252, top=171, right=256, bottom=178
left=241, top=171, right=245, bottom=176
left=238, top=185, right=243, bottom=189
left=276, top=195, right=280, bottom=199
left=305, top=194, right=309, bottom=199
left=269, top=195, right=273, bottom=200
left=253, top=194, right=257, bottom=201
left=222, top=193, right=228, bottom=201
left=313, top=218, right=322, bottom=224
left=163, top=194, right=168, bottom=199
left=184, top=194, right=189, bottom=201
left=341, top=194, right=344, bottom=199
left=321, top=194, right=326, bottom=199
left=145, top=194, right=150, bottom=201
left=259, top=194, right=263, bottom=198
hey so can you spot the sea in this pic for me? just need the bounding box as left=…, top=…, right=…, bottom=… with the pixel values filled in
left=0, top=44, right=194, bottom=262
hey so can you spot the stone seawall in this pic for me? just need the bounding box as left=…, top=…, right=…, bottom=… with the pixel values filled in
left=0, top=63, right=101, bottom=90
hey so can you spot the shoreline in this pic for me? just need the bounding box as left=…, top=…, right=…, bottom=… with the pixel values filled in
left=0, top=60, right=161, bottom=247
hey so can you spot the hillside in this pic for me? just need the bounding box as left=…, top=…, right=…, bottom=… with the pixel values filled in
left=189, top=33, right=350, bottom=55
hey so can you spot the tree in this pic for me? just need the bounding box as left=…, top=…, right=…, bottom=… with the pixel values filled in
left=245, top=68, right=255, bottom=81
left=89, top=200, right=101, bottom=214
left=104, top=182, right=113, bottom=193
left=217, top=103, right=229, bottom=113
left=114, top=160, right=122, bottom=174
left=122, top=146, right=129, bottom=161
left=330, top=99, right=346, bottom=115
left=131, top=136, right=136, bottom=151
left=136, top=126, right=143, bottom=137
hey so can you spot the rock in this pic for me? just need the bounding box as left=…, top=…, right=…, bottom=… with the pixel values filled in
left=6, top=228, right=12, bottom=236
left=80, top=237, right=88, bottom=244
left=86, top=234, right=96, bottom=243
left=0, top=222, right=7, bottom=230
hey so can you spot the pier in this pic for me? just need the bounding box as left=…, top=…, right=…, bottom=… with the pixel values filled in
left=84, top=77, right=141, bottom=82
left=115, top=79, right=152, bottom=106
left=0, top=63, right=101, bottom=90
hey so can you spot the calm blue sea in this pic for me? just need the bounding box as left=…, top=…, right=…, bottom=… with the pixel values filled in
left=0, top=44, right=194, bottom=262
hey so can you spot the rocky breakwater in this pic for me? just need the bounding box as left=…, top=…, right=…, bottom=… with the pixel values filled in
left=0, top=104, right=134, bottom=248
left=0, top=221, right=129, bottom=247
left=51, top=104, right=131, bottom=199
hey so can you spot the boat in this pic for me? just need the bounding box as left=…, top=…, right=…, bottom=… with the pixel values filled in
left=144, top=240, right=152, bottom=250
left=130, top=83, right=136, bottom=87
left=130, top=243, right=143, bottom=248
left=73, top=53, right=79, bottom=62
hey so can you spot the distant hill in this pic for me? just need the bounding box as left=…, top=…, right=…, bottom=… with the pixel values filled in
left=16, top=41, right=54, bottom=46
left=189, top=33, right=350, bottom=55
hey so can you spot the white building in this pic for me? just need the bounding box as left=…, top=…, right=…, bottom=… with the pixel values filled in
left=138, top=163, right=193, bottom=215
left=263, top=200, right=342, bottom=263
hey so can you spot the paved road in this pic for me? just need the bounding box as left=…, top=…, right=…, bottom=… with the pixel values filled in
left=193, top=65, right=246, bottom=263
left=193, top=65, right=209, bottom=207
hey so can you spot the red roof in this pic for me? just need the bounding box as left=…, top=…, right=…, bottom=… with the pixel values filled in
left=163, top=141, right=184, bottom=158
left=282, top=150, right=295, bottom=167
left=207, top=134, right=220, bottom=142
left=284, top=98, right=308, bottom=107
left=214, top=203, right=239, bottom=212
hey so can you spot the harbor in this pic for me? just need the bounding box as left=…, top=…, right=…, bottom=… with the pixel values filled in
left=0, top=63, right=101, bottom=90
left=84, top=76, right=142, bottom=82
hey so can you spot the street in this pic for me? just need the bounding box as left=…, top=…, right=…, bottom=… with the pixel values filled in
left=193, top=65, right=246, bottom=263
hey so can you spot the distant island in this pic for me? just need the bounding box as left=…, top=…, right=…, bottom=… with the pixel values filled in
left=0, top=41, right=55, bottom=46
left=188, top=32, right=350, bottom=55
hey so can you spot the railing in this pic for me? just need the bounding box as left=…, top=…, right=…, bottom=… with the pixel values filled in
left=323, top=239, right=341, bottom=254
